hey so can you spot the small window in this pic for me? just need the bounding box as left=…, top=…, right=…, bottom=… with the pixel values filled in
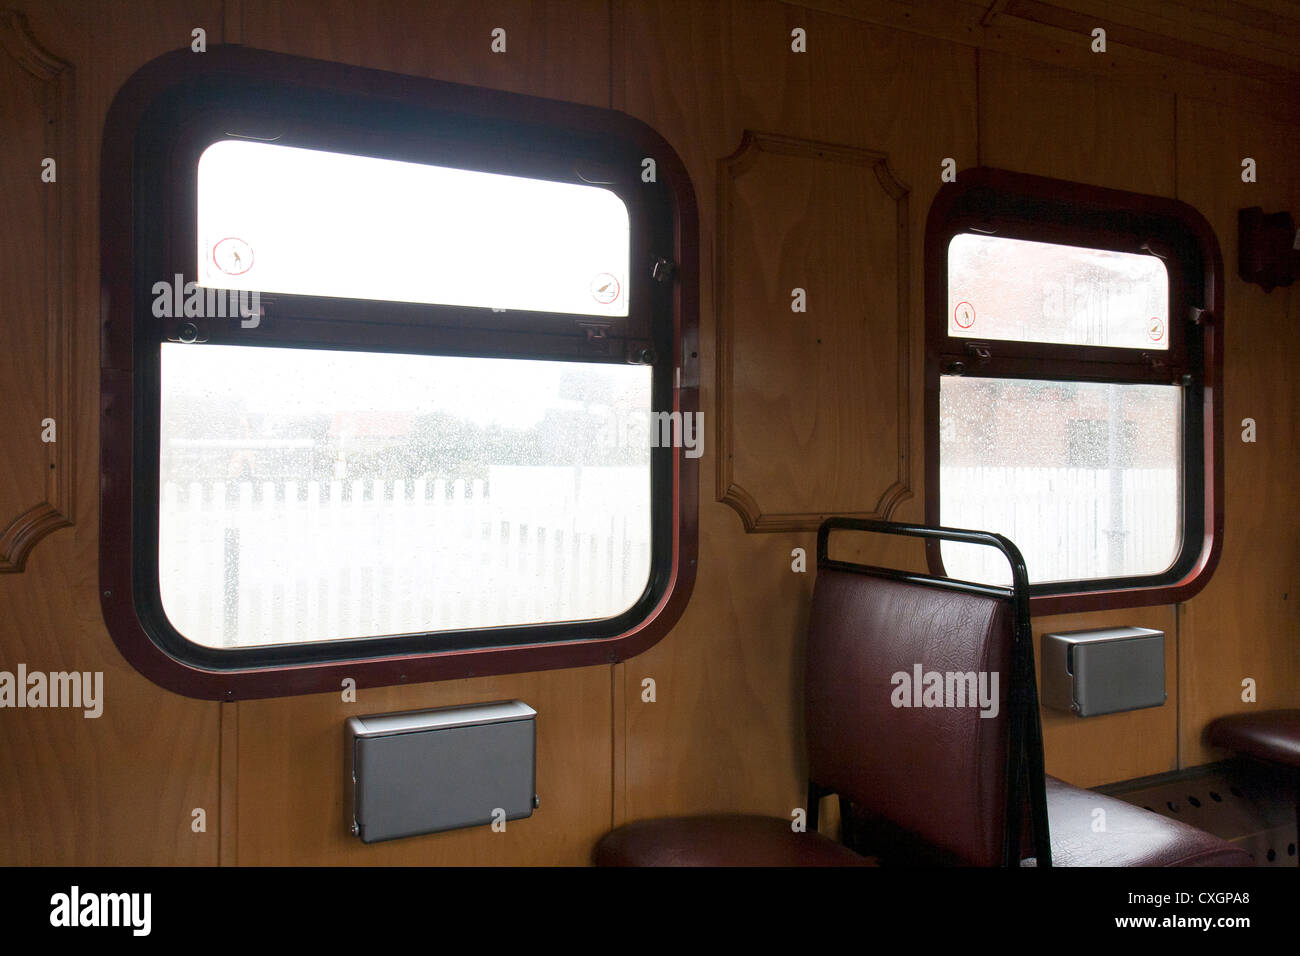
left=100, top=47, right=699, bottom=697
left=925, top=169, right=1223, bottom=613
left=947, top=233, right=1169, bottom=350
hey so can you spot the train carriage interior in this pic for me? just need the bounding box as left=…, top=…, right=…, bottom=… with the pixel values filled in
left=1, top=0, right=1298, bottom=937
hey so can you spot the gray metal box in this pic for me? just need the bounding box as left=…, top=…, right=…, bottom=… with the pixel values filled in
left=345, top=700, right=537, bottom=843
left=1041, top=627, right=1166, bottom=718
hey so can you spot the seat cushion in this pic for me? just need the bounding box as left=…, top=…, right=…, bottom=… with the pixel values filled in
left=1038, top=776, right=1253, bottom=867
left=593, top=814, right=876, bottom=867
left=1207, top=709, right=1300, bottom=769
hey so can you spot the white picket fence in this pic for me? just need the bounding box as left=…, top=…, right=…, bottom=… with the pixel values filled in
left=157, top=471, right=651, bottom=647
left=939, top=466, right=1179, bottom=586
left=159, top=465, right=1173, bottom=645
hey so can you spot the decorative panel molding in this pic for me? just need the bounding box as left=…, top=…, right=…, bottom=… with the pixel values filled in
left=0, top=10, right=74, bottom=571
left=716, top=130, right=911, bottom=532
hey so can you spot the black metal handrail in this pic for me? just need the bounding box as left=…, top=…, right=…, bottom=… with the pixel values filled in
left=815, top=516, right=1052, bottom=867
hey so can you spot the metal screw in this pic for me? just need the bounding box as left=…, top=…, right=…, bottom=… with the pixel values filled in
left=533, top=794, right=541, bottom=810
left=178, top=322, right=199, bottom=344
left=639, top=347, right=657, bottom=365
left=651, top=257, right=675, bottom=283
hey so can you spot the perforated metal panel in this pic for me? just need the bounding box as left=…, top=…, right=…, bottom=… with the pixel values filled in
left=1102, top=762, right=1298, bottom=868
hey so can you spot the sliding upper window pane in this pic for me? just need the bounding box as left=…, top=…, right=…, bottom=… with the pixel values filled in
left=947, top=233, right=1169, bottom=350
left=196, top=140, right=631, bottom=316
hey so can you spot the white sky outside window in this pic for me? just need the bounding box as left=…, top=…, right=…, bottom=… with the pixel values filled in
left=197, top=139, right=630, bottom=316
left=157, top=344, right=653, bottom=648
left=948, top=233, right=1169, bottom=350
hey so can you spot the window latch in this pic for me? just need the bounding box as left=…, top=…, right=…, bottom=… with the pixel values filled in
left=577, top=321, right=611, bottom=346
left=651, top=257, right=676, bottom=283
left=965, top=341, right=992, bottom=366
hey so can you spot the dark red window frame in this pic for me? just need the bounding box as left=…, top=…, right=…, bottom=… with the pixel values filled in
left=99, top=45, right=699, bottom=700
left=924, top=167, right=1223, bottom=615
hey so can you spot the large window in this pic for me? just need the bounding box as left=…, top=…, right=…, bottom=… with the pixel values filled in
left=925, top=169, right=1223, bottom=613
left=100, top=46, right=699, bottom=697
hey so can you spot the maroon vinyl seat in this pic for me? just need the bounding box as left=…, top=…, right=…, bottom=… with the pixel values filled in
left=593, top=814, right=875, bottom=867
left=1206, top=709, right=1300, bottom=855
left=594, top=778, right=1252, bottom=867
left=1207, top=710, right=1300, bottom=769
left=594, top=519, right=1252, bottom=868
left=1033, top=776, right=1252, bottom=867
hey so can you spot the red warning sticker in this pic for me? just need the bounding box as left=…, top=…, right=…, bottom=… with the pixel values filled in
left=1148, top=316, right=1165, bottom=342
left=213, top=237, right=254, bottom=276
left=954, top=301, right=975, bottom=329
left=591, top=273, right=620, bottom=305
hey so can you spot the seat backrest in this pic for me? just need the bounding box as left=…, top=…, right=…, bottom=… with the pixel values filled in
left=804, top=567, right=1015, bottom=866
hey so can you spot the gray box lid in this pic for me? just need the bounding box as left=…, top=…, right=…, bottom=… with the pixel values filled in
left=347, top=699, right=536, bottom=738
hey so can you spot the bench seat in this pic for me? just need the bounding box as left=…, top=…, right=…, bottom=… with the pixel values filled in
left=593, top=776, right=1251, bottom=867
left=1028, top=776, right=1252, bottom=867
left=594, top=814, right=875, bottom=867
left=1207, top=710, right=1300, bottom=769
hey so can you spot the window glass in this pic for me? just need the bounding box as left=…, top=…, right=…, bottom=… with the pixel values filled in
left=158, top=343, right=652, bottom=647
left=939, top=376, right=1182, bottom=586
left=947, top=233, right=1169, bottom=350
left=197, top=140, right=631, bottom=316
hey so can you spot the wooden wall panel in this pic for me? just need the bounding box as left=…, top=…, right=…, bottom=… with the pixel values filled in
left=802, top=0, right=1300, bottom=126
left=610, top=0, right=811, bottom=822
left=1175, top=96, right=1300, bottom=767
left=235, top=666, right=611, bottom=865
left=0, top=0, right=225, bottom=865
left=615, top=0, right=977, bottom=824
left=0, top=11, right=73, bottom=572
left=717, top=130, right=910, bottom=531
left=1033, top=605, right=1179, bottom=787
left=241, top=0, right=610, bottom=107
left=1006, top=0, right=1300, bottom=78
left=977, top=49, right=1176, bottom=195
